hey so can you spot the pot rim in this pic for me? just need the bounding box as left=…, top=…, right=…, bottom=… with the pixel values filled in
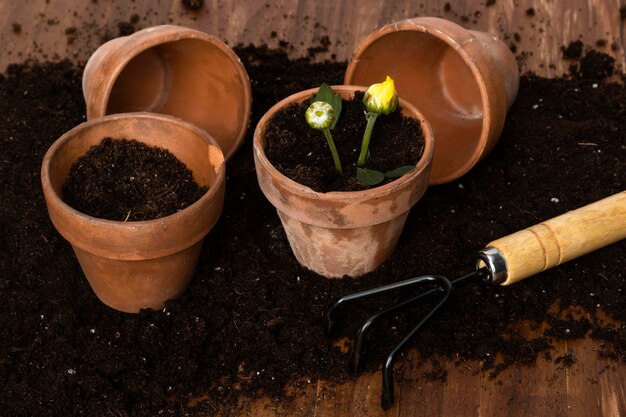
left=253, top=84, right=434, bottom=203
left=85, top=24, right=252, bottom=161
left=41, top=111, right=226, bottom=229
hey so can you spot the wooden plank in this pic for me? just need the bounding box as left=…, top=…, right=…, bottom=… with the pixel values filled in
left=217, top=315, right=626, bottom=417
left=398, top=350, right=482, bottom=416
left=565, top=335, right=626, bottom=416
left=313, top=375, right=390, bottom=417
left=0, top=0, right=624, bottom=76
left=222, top=336, right=626, bottom=417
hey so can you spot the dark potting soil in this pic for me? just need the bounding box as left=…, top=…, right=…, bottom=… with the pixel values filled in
left=62, top=138, right=207, bottom=222
left=0, top=45, right=624, bottom=417
left=264, top=92, right=424, bottom=192
left=181, top=0, right=204, bottom=11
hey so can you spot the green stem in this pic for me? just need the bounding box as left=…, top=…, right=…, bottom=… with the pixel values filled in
left=358, top=112, right=378, bottom=167
left=323, top=128, right=343, bottom=174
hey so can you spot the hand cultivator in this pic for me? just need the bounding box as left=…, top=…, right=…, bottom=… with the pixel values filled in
left=328, top=191, right=626, bottom=409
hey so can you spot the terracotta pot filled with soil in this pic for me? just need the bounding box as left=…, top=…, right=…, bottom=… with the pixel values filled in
left=253, top=85, right=434, bottom=278
left=40, top=112, right=226, bottom=313
left=82, top=25, right=252, bottom=160
left=345, top=17, right=519, bottom=184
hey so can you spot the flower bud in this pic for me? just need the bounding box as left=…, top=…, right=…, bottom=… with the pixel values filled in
left=305, top=101, right=335, bottom=130
left=363, top=75, right=398, bottom=115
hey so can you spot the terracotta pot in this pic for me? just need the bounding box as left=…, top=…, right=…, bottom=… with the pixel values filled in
left=345, top=17, right=519, bottom=184
left=41, top=112, right=226, bottom=313
left=82, top=25, right=251, bottom=161
left=253, top=86, right=434, bottom=278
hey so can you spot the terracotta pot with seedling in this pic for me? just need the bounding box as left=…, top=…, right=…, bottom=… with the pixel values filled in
left=253, top=78, right=434, bottom=278
left=41, top=112, right=226, bottom=313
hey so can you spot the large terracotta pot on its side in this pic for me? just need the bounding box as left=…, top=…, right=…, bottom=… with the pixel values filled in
left=253, top=86, right=434, bottom=278
left=41, top=112, right=226, bottom=313
left=82, top=25, right=252, bottom=161
left=345, top=17, right=519, bottom=185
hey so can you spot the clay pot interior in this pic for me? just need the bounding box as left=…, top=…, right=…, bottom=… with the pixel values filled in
left=83, top=25, right=252, bottom=160
left=345, top=17, right=519, bottom=184
left=253, top=86, right=434, bottom=278
left=41, top=112, right=226, bottom=313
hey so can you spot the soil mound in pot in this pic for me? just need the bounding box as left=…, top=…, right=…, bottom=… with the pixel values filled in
left=62, top=138, right=207, bottom=221
left=264, top=91, right=425, bottom=192
left=0, top=47, right=624, bottom=416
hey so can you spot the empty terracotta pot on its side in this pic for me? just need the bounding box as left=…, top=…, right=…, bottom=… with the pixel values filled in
left=41, top=112, right=226, bottom=313
left=345, top=17, right=519, bottom=184
left=253, top=86, right=434, bottom=278
left=82, top=25, right=252, bottom=161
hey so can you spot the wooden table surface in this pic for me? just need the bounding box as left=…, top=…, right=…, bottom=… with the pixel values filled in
left=1, top=1, right=625, bottom=416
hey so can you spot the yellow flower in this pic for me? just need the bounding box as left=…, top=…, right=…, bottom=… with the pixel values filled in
left=363, top=75, right=398, bottom=115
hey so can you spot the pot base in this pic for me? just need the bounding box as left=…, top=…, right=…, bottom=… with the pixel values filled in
left=74, top=242, right=202, bottom=313
left=278, top=210, right=409, bottom=278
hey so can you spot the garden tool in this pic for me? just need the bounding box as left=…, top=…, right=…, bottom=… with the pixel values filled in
left=327, top=190, right=626, bottom=409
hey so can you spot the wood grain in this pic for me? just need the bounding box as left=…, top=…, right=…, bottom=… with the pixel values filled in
left=219, top=334, right=626, bottom=417
left=1, top=1, right=625, bottom=416
left=1, top=0, right=625, bottom=76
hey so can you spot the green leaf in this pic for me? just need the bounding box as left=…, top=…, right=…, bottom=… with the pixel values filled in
left=312, top=84, right=342, bottom=129
left=356, top=167, right=385, bottom=186
left=385, top=165, right=415, bottom=179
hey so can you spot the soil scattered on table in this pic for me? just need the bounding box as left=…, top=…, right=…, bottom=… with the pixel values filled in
left=62, top=138, right=207, bottom=221
left=562, top=40, right=583, bottom=59
left=0, top=45, right=624, bottom=417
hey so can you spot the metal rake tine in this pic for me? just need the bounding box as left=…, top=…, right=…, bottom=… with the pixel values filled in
left=380, top=275, right=453, bottom=410
left=352, top=278, right=445, bottom=372
left=326, top=274, right=446, bottom=334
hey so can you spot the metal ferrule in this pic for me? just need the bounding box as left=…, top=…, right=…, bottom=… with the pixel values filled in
left=476, top=246, right=508, bottom=285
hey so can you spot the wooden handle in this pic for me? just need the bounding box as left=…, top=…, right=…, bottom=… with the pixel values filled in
left=484, top=191, right=626, bottom=286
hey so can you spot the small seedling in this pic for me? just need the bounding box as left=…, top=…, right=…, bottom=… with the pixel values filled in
left=357, top=76, right=414, bottom=186
left=305, top=79, right=414, bottom=186
left=305, top=84, right=343, bottom=174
